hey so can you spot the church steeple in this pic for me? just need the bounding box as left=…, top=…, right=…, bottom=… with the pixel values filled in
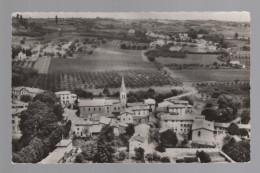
left=120, top=76, right=127, bottom=105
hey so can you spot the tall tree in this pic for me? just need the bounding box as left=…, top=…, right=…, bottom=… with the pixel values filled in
left=160, top=129, right=178, bottom=147
left=55, top=15, right=58, bottom=25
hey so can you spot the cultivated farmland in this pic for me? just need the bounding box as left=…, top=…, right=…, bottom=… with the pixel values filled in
left=48, top=47, right=155, bottom=73
left=32, top=69, right=181, bottom=92
left=156, top=54, right=222, bottom=65
left=169, top=69, right=250, bottom=82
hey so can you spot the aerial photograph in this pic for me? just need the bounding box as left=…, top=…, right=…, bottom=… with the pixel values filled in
left=11, top=12, right=250, bottom=163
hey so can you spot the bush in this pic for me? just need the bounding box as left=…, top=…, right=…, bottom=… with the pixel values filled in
left=196, top=151, right=211, bottom=163
left=118, top=151, right=127, bottom=161
left=155, top=145, right=165, bottom=153
left=240, top=129, right=249, bottom=137
left=74, top=153, right=85, bottom=163
left=160, top=129, right=178, bottom=147
left=161, top=156, right=170, bottom=163
left=20, top=95, right=32, bottom=102
left=227, top=123, right=240, bottom=136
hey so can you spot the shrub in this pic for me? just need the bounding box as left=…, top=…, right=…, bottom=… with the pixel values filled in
left=196, top=151, right=211, bottom=163
left=20, top=95, right=32, bottom=102
left=118, top=151, right=127, bottom=161
left=161, top=156, right=170, bottom=163
left=227, top=123, right=240, bottom=136
left=74, top=153, right=85, bottom=163
left=155, top=145, right=165, bottom=153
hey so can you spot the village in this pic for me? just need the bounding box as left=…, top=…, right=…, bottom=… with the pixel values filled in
left=12, top=75, right=250, bottom=163
left=11, top=13, right=250, bottom=164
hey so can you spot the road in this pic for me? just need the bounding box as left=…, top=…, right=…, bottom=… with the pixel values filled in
left=163, top=66, right=198, bottom=100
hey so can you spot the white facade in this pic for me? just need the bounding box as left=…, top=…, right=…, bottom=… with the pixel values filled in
left=120, top=112, right=134, bottom=124
left=55, top=91, right=78, bottom=106
left=168, top=106, right=186, bottom=116
left=12, top=87, right=44, bottom=100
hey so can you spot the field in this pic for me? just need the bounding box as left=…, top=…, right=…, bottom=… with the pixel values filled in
left=156, top=54, right=221, bottom=65
left=32, top=69, right=181, bottom=92
left=169, top=69, right=250, bottom=82
left=48, top=47, right=155, bottom=73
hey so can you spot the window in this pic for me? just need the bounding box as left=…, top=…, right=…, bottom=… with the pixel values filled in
left=99, top=107, right=101, bottom=111
left=89, top=108, right=90, bottom=111
left=198, top=131, right=201, bottom=137
left=12, top=120, right=15, bottom=124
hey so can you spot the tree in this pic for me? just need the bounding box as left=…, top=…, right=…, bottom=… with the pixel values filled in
left=201, top=108, right=219, bottom=122
left=160, top=129, right=178, bottom=147
left=16, top=13, right=19, bottom=20
left=33, top=91, right=58, bottom=107
left=74, top=153, right=85, bottom=163
left=222, top=138, right=250, bottom=162
left=55, top=15, right=58, bottom=25
left=53, top=104, right=64, bottom=121
left=118, top=151, right=127, bottom=161
left=240, top=129, right=249, bottom=137
left=241, top=110, right=250, bottom=124
left=227, top=123, right=240, bottom=136
left=180, top=96, right=194, bottom=106
left=196, top=151, right=211, bottom=163
left=81, top=142, right=97, bottom=161
left=243, top=97, right=250, bottom=109
left=134, top=147, right=145, bottom=161
left=234, top=32, right=239, bottom=39
left=155, top=144, right=165, bottom=153
left=125, top=124, right=135, bottom=137
left=160, top=156, right=170, bottom=163
left=103, top=88, right=110, bottom=96
left=20, top=95, right=32, bottom=102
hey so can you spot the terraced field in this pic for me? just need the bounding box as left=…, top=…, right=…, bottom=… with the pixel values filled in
left=33, top=56, right=51, bottom=74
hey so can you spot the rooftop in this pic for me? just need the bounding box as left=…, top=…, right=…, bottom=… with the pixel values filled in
left=79, top=98, right=113, bottom=107
left=160, top=114, right=194, bottom=121
left=192, top=119, right=214, bottom=132
left=56, top=139, right=72, bottom=147
left=129, top=135, right=145, bottom=143
left=13, top=87, right=44, bottom=94
left=144, top=98, right=156, bottom=105
left=55, top=91, right=72, bottom=95
left=100, top=116, right=112, bottom=125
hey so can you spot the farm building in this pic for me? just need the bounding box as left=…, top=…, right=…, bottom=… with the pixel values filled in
left=12, top=87, right=44, bottom=100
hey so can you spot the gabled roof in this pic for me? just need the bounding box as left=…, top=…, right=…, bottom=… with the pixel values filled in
left=100, top=116, right=112, bottom=125
left=12, top=108, right=25, bottom=115
left=55, top=91, right=72, bottom=95
left=79, top=98, right=113, bottom=107
left=56, top=139, right=72, bottom=147
left=144, top=98, right=156, bottom=105
left=89, top=114, right=101, bottom=121
left=133, top=115, right=148, bottom=120
left=118, top=122, right=128, bottom=127
left=91, top=125, right=102, bottom=133
left=13, top=87, right=44, bottom=94
left=129, top=135, right=145, bottom=143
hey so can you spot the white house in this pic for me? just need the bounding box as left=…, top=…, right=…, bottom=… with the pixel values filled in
left=55, top=91, right=78, bottom=106
left=144, top=98, right=156, bottom=112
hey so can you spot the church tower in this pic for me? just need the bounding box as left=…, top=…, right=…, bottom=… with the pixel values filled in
left=120, top=76, right=127, bottom=106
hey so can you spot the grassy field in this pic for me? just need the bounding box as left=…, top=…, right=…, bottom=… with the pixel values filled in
left=169, top=69, right=250, bottom=82
left=48, top=47, right=155, bottom=73
left=157, top=54, right=221, bottom=65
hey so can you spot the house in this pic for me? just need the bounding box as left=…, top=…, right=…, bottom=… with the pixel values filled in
left=129, top=136, right=148, bottom=157
left=128, top=29, right=135, bottom=35
left=100, top=116, right=112, bottom=126
left=159, top=114, right=194, bottom=135
left=131, top=105, right=150, bottom=116
left=12, top=87, right=44, bottom=100
left=118, top=122, right=128, bottom=134
left=169, top=46, right=182, bottom=52
left=133, top=115, right=149, bottom=126
left=192, top=117, right=214, bottom=146
left=128, top=124, right=150, bottom=156
left=73, top=120, right=92, bottom=137
left=230, top=51, right=250, bottom=66
left=119, top=111, right=134, bottom=124
left=12, top=108, right=26, bottom=140
left=168, top=105, right=186, bottom=116
left=40, top=139, right=73, bottom=163
left=17, top=52, right=27, bottom=60
left=78, top=76, right=127, bottom=118
left=90, top=124, right=103, bottom=137
left=55, top=91, right=78, bottom=106
left=144, top=98, right=156, bottom=112
left=158, top=99, right=192, bottom=113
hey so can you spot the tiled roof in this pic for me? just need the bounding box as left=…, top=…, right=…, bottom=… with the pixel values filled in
left=55, top=91, right=72, bottom=95
left=100, top=116, right=112, bottom=125
left=56, top=139, right=72, bottom=147
left=13, top=87, right=44, bottom=94
left=79, top=98, right=113, bottom=107
left=144, top=98, right=156, bottom=105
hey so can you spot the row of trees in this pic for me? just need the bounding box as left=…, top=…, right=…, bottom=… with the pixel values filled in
left=12, top=91, right=71, bottom=163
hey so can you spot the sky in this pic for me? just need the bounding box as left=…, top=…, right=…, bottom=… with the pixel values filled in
left=12, top=12, right=250, bottom=22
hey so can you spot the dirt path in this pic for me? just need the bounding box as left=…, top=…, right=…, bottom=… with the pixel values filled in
left=163, top=66, right=198, bottom=100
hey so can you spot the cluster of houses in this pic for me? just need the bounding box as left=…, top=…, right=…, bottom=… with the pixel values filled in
left=229, top=50, right=250, bottom=68
left=12, top=76, right=250, bottom=162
